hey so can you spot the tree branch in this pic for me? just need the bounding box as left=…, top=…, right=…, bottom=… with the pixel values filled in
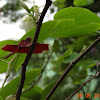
left=16, top=0, right=52, bottom=100
left=65, top=71, right=100, bottom=100
left=45, top=37, right=100, bottom=100
left=22, top=51, right=52, bottom=93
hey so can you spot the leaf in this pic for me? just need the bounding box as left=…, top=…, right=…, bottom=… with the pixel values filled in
left=73, top=70, right=87, bottom=84
left=58, top=48, right=73, bottom=62
left=0, top=40, right=17, bottom=58
left=13, top=54, right=26, bottom=72
left=84, top=63, right=96, bottom=70
left=1, top=55, right=20, bottom=88
left=49, top=19, right=100, bottom=38
left=74, top=0, right=94, bottom=7
left=20, top=97, right=28, bottom=100
left=52, top=40, right=60, bottom=52
left=0, top=54, right=19, bottom=73
left=18, top=20, right=57, bottom=43
left=83, top=60, right=97, bottom=70
left=63, top=52, right=79, bottom=64
left=6, top=54, right=18, bottom=76
left=0, top=68, right=41, bottom=98
left=41, top=81, right=56, bottom=100
left=20, top=19, right=100, bottom=42
left=22, top=86, right=42, bottom=100
left=0, top=96, right=3, bottom=100
left=53, top=0, right=66, bottom=9
left=0, top=61, right=8, bottom=73
left=0, top=40, right=18, bottom=73
left=0, top=53, right=26, bottom=73
left=18, top=7, right=100, bottom=42
left=54, top=7, right=100, bottom=24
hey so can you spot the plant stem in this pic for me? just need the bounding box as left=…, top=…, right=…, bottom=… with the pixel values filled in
left=22, top=51, right=52, bottom=93
left=45, top=37, right=100, bottom=100
left=65, top=71, right=100, bottom=100
left=16, top=0, right=52, bottom=100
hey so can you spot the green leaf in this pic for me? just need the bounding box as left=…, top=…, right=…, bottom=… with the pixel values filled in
left=0, top=54, right=26, bottom=73
left=52, top=40, right=60, bottom=52
left=0, top=55, right=17, bottom=73
left=0, top=96, right=3, bottom=100
left=49, top=19, right=100, bottom=38
left=0, top=40, right=17, bottom=58
left=73, top=70, right=87, bottom=84
left=0, top=61, right=8, bottom=73
left=13, top=54, right=26, bottom=72
left=21, top=19, right=100, bottom=42
left=6, top=54, right=18, bottom=76
left=63, top=52, right=79, bottom=64
left=0, top=40, right=17, bottom=73
left=58, top=48, right=73, bottom=62
left=74, top=0, right=94, bottom=7
left=85, top=63, right=96, bottom=70
left=41, top=81, right=56, bottom=100
left=22, top=86, right=42, bottom=100
left=0, top=68, right=41, bottom=98
left=54, top=7, right=100, bottom=24
left=53, top=0, right=66, bottom=9
left=18, top=20, right=57, bottom=43
left=20, top=97, right=28, bottom=100
left=83, top=60, right=97, bottom=70
left=0, top=39, right=27, bottom=73
left=19, top=7, right=100, bottom=42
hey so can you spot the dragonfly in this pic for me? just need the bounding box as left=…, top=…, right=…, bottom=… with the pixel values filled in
left=2, top=37, right=49, bottom=59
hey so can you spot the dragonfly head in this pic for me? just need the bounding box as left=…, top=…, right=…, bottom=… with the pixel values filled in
left=26, top=36, right=31, bottom=42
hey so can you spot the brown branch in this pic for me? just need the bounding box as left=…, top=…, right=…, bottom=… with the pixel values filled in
left=45, top=37, right=100, bottom=100
left=65, top=71, right=100, bottom=100
left=22, top=51, right=52, bottom=93
left=16, top=0, right=52, bottom=100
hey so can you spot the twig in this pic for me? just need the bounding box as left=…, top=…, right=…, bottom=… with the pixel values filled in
left=45, top=37, right=100, bottom=100
left=65, top=71, right=100, bottom=100
left=22, top=51, right=52, bottom=93
left=16, top=0, right=52, bottom=100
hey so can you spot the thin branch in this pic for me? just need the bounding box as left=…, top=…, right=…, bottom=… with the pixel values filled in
left=65, top=71, right=100, bottom=100
left=16, top=0, right=52, bottom=100
left=45, top=37, right=100, bottom=100
left=22, top=51, right=52, bottom=93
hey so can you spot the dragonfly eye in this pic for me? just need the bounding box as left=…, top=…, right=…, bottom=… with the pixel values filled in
left=26, top=36, right=31, bottom=41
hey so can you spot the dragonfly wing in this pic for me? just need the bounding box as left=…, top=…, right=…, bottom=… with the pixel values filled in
left=34, top=44, right=49, bottom=53
left=17, top=47, right=30, bottom=53
left=2, top=45, right=18, bottom=52
left=17, top=47, right=43, bottom=53
left=35, top=44, right=49, bottom=50
left=2, top=44, right=49, bottom=54
left=17, top=44, right=49, bottom=54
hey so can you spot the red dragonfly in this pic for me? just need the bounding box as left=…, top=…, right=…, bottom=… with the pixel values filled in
left=2, top=37, right=49, bottom=59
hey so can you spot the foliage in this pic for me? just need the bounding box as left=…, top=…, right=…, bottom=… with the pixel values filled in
left=73, top=0, right=94, bottom=7
left=53, top=0, right=100, bottom=12
left=0, top=0, right=100, bottom=100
